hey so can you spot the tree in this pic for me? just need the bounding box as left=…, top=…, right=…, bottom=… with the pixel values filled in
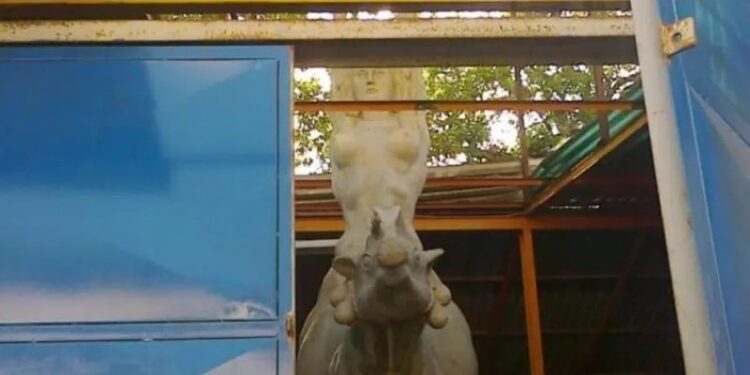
left=294, top=72, right=332, bottom=172
left=294, top=64, right=639, bottom=173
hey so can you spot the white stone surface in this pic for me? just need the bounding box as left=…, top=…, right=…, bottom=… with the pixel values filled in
left=329, top=68, right=430, bottom=257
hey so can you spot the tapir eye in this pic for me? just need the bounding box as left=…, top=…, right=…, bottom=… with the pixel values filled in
left=361, top=254, right=374, bottom=270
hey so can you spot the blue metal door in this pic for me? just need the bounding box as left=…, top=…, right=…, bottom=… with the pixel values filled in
left=0, top=46, right=293, bottom=374
left=657, top=2, right=750, bottom=374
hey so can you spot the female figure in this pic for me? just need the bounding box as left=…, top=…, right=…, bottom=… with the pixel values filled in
left=329, top=68, right=430, bottom=258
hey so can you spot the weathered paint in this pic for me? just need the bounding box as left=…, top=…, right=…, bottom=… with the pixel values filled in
left=0, top=18, right=634, bottom=42
left=656, top=0, right=750, bottom=374
left=0, top=17, right=638, bottom=66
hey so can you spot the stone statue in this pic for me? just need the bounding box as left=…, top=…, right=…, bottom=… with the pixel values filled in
left=297, top=207, right=478, bottom=375
left=328, top=68, right=429, bottom=259
left=296, top=68, right=478, bottom=375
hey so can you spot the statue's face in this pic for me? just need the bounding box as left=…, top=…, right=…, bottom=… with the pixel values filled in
left=351, top=68, right=392, bottom=101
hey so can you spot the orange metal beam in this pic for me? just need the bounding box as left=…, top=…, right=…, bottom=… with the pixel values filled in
left=519, top=227, right=545, bottom=375
left=295, top=177, right=546, bottom=190
left=523, top=113, right=649, bottom=214
left=295, top=100, right=644, bottom=113
left=296, top=201, right=525, bottom=212
left=294, top=215, right=662, bottom=232
left=296, top=175, right=653, bottom=191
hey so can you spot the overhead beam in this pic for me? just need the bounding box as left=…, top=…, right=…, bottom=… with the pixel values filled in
left=523, top=113, right=649, bottom=214
left=295, top=175, right=655, bottom=190
left=297, top=177, right=545, bottom=190
left=0, top=1, right=632, bottom=19
left=0, top=18, right=637, bottom=66
left=295, top=99, right=643, bottom=113
left=294, top=215, right=663, bottom=232
left=296, top=201, right=525, bottom=211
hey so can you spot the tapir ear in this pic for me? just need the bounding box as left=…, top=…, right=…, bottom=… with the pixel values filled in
left=423, top=248, right=444, bottom=266
left=332, top=255, right=356, bottom=279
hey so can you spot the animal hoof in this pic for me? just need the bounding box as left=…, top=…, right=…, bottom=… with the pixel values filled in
left=427, top=304, right=449, bottom=329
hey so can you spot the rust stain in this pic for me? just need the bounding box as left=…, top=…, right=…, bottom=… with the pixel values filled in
left=0, top=17, right=634, bottom=43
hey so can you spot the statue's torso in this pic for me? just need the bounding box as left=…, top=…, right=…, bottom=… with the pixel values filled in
left=331, top=116, right=427, bottom=218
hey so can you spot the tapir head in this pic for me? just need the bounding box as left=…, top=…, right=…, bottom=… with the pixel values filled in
left=331, top=206, right=443, bottom=324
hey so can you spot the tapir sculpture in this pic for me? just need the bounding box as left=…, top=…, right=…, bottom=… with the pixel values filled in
left=297, top=207, right=478, bottom=375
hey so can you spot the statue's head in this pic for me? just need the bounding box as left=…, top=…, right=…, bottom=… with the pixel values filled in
left=332, top=68, right=423, bottom=101
left=330, top=68, right=427, bottom=119
left=330, top=206, right=444, bottom=325
left=350, top=68, right=392, bottom=101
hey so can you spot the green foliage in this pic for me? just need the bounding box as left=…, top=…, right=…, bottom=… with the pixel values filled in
left=294, top=72, right=332, bottom=173
left=292, top=64, right=638, bottom=173
left=424, top=67, right=515, bottom=166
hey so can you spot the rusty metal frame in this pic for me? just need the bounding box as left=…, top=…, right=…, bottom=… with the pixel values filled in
left=0, top=1, right=631, bottom=19
left=295, top=99, right=643, bottom=113
left=296, top=177, right=546, bottom=190
left=0, top=18, right=634, bottom=42
left=295, top=215, right=662, bottom=232
left=519, top=227, right=545, bottom=375
left=296, top=201, right=525, bottom=212
left=0, top=18, right=637, bottom=66
left=295, top=175, right=653, bottom=191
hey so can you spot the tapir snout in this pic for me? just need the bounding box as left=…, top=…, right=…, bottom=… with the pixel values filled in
left=376, top=243, right=408, bottom=268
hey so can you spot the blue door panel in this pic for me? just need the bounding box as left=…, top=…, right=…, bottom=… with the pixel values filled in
left=0, top=338, right=277, bottom=374
left=0, top=56, right=280, bottom=324
left=658, top=1, right=750, bottom=373
left=0, top=45, right=293, bottom=372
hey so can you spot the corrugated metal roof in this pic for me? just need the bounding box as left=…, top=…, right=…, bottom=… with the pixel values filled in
left=532, top=81, right=645, bottom=180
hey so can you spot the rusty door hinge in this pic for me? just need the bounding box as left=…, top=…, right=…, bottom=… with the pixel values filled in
left=662, top=17, right=697, bottom=57
left=285, top=311, right=296, bottom=342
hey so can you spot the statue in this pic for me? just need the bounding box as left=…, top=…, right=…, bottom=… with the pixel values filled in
left=328, top=67, right=430, bottom=259
left=297, top=68, right=478, bottom=375
left=297, top=207, right=477, bottom=375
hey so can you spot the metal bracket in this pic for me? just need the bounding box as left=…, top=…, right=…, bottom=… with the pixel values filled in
left=661, top=17, right=697, bottom=57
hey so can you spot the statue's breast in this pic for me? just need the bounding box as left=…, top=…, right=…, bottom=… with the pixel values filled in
left=388, top=127, right=421, bottom=166
left=331, top=131, right=359, bottom=169
left=332, top=118, right=423, bottom=173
